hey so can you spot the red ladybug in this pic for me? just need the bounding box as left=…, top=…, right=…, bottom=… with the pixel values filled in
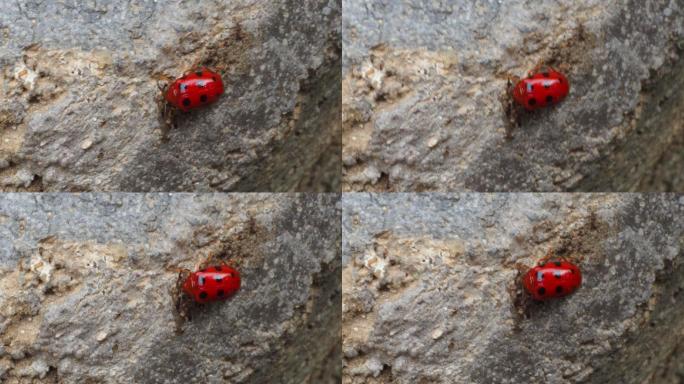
left=511, top=67, right=569, bottom=111
left=165, top=68, right=224, bottom=112
left=182, top=265, right=240, bottom=303
left=523, top=259, right=581, bottom=301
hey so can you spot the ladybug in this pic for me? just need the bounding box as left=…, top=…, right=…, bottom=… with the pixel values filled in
left=510, top=66, right=569, bottom=111
left=164, top=68, right=224, bottom=112
left=181, top=265, right=241, bottom=303
left=522, top=259, right=581, bottom=301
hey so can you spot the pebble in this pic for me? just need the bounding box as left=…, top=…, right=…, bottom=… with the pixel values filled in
left=96, top=331, right=108, bottom=342
left=81, top=138, right=93, bottom=150
left=431, top=328, right=444, bottom=339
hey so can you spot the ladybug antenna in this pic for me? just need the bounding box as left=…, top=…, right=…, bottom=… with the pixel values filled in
left=157, top=81, right=167, bottom=92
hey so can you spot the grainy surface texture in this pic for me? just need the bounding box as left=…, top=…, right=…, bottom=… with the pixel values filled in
left=0, top=194, right=341, bottom=383
left=342, top=0, right=684, bottom=192
left=342, top=193, right=684, bottom=384
left=0, top=0, right=341, bottom=192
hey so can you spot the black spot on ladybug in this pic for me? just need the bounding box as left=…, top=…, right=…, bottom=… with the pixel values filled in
left=546, top=95, right=553, bottom=103
left=217, top=289, right=225, bottom=297
left=538, top=287, right=546, bottom=296
left=542, top=71, right=550, bottom=77
left=554, top=261, right=561, bottom=266
left=528, top=98, right=537, bottom=106
left=182, top=98, right=191, bottom=106
left=200, top=94, right=208, bottom=103
left=195, top=71, right=203, bottom=77
left=556, top=286, right=563, bottom=294
left=554, top=271, right=562, bottom=279
left=199, top=291, right=208, bottom=299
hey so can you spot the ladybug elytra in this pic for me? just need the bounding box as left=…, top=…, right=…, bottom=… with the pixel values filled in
left=181, top=265, right=241, bottom=303
left=165, top=68, right=225, bottom=112
left=522, top=259, right=581, bottom=301
left=511, top=67, right=569, bottom=111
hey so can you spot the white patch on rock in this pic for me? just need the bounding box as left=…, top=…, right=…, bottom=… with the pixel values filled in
left=361, top=62, right=385, bottom=90
left=30, top=255, right=53, bottom=283
left=31, top=359, right=50, bottom=379
left=365, top=357, right=384, bottom=377
left=15, top=169, right=35, bottom=187
left=13, top=63, right=38, bottom=91
left=363, top=249, right=387, bottom=279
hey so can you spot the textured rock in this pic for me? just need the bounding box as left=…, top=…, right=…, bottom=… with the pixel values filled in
left=0, top=193, right=341, bottom=383
left=342, top=0, right=684, bottom=192
left=0, top=0, right=341, bottom=192
left=342, top=194, right=684, bottom=383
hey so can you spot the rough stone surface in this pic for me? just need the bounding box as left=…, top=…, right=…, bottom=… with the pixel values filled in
left=0, top=193, right=341, bottom=383
left=0, top=0, right=341, bottom=192
left=342, top=194, right=684, bottom=383
left=342, top=0, right=684, bottom=192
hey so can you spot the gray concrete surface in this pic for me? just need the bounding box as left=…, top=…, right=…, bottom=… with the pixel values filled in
left=0, top=193, right=341, bottom=383
left=342, top=0, right=684, bottom=192
left=342, top=193, right=684, bottom=383
left=0, top=0, right=341, bottom=192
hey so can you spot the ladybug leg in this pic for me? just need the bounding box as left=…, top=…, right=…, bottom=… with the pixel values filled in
left=219, top=258, right=237, bottom=269
left=501, top=77, right=520, bottom=139
left=204, top=251, right=236, bottom=269
left=193, top=258, right=207, bottom=272
left=159, top=102, right=176, bottom=142
left=204, top=251, right=220, bottom=266
left=536, top=248, right=555, bottom=266
left=156, top=80, right=167, bottom=93
left=173, top=267, right=192, bottom=291
left=529, top=61, right=546, bottom=77
left=506, top=74, right=520, bottom=89
left=512, top=262, right=532, bottom=322
left=174, top=268, right=191, bottom=307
